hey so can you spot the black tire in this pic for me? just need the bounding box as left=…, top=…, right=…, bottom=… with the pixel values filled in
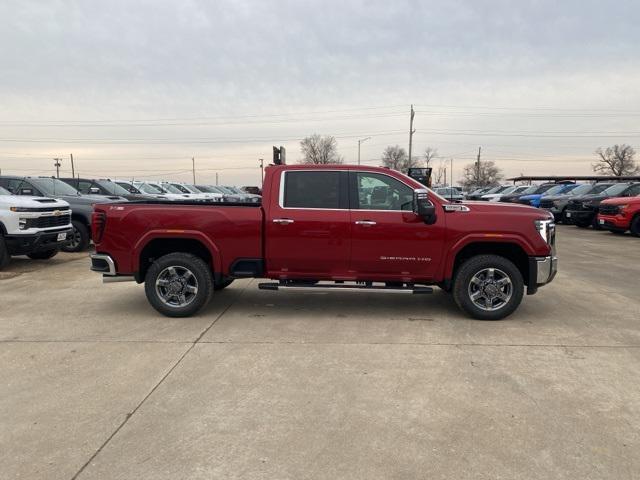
left=609, top=229, right=626, bottom=235
left=144, top=252, right=213, bottom=317
left=631, top=215, right=640, bottom=238
left=453, top=254, right=524, bottom=320
left=27, top=249, right=58, bottom=260
left=214, top=278, right=234, bottom=291
left=0, top=235, right=10, bottom=270
left=591, top=215, right=603, bottom=230
left=61, top=220, right=90, bottom=252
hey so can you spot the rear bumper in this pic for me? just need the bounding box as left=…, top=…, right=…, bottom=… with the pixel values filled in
left=5, top=228, right=72, bottom=255
left=527, top=255, right=558, bottom=295
left=90, top=253, right=116, bottom=275
left=90, top=253, right=135, bottom=282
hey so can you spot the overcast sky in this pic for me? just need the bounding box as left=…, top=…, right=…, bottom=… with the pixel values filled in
left=1, top=0, right=639, bottom=186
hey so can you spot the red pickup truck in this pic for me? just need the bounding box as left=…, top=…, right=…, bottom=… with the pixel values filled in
left=90, top=165, right=557, bottom=320
left=597, top=195, right=640, bottom=236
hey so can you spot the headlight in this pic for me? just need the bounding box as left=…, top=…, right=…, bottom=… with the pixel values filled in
left=10, top=207, right=29, bottom=212
left=618, top=204, right=629, bottom=211
left=534, top=219, right=555, bottom=243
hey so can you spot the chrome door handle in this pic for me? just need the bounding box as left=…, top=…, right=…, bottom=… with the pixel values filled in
left=273, top=218, right=294, bottom=224
left=355, top=220, right=377, bottom=226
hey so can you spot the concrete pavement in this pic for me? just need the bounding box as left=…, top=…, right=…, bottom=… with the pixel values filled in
left=1, top=226, right=639, bottom=479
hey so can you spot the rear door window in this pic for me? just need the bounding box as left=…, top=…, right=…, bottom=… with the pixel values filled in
left=282, top=171, right=348, bottom=209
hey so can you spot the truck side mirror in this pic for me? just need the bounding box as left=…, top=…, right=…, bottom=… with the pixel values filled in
left=413, top=189, right=437, bottom=224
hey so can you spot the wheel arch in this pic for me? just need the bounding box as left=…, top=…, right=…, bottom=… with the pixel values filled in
left=447, top=240, right=531, bottom=288
left=135, top=233, right=221, bottom=282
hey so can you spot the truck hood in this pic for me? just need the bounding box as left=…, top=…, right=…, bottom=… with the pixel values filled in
left=57, top=194, right=123, bottom=204
left=0, top=195, right=70, bottom=208
left=463, top=200, right=552, bottom=219
left=600, top=196, right=640, bottom=206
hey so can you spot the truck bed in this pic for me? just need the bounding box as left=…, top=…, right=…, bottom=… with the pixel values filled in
left=93, top=201, right=264, bottom=276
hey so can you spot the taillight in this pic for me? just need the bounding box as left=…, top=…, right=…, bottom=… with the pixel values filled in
left=92, top=210, right=107, bottom=244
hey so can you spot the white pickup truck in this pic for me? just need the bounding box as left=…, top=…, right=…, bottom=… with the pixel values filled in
left=0, top=186, right=73, bottom=269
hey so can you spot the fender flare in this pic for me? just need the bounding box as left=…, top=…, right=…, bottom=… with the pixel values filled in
left=441, top=233, right=535, bottom=278
left=133, top=230, right=222, bottom=273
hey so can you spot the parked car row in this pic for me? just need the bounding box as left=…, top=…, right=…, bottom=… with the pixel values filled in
left=0, top=175, right=262, bottom=267
left=466, top=181, right=640, bottom=237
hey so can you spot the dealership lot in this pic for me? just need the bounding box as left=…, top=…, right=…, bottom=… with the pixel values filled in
left=1, top=225, right=639, bottom=479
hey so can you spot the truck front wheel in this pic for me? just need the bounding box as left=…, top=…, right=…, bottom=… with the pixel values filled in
left=0, top=235, right=10, bottom=270
left=453, top=255, right=524, bottom=320
left=630, top=215, right=640, bottom=237
left=61, top=220, right=90, bottom=252
left=144, top=252, right=213, bottom=317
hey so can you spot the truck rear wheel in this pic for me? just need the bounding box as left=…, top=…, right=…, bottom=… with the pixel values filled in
left=0, top=235, right=10, bottom=270
left=453, top=254, right=524, bottom=320
left=61, top=220, right=90, bottom=252
left=144, top=252, right=213, bottom=317
left=27, top=249, right=58, bottom=260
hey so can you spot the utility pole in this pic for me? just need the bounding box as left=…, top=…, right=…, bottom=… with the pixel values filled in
left=215, top=172, right=219, bottom=186
left=192, top=157, right=196, bottom=184
left=259, top=158, right=264, bottom=184
left=53, top=158, right=62, bottom=178
left=357, top=137, right=371, bottom=165
left=408, top=105, right=416, bottom=166
left=450, top=157, right=454, bottom=189
left=444, top=167, right=447, bottom=187
left=70, top=153, right=75, bottom=178
left=476, top=146, right=482, bottom=186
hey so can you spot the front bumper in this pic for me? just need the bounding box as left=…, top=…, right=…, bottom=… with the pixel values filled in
left=564, top=209, right=594, bottom=224
left=597, top=214, right=629, bottom=231
left=5, top=228, right=72, bottom=255
left=527, top=255, right=558, bottom=295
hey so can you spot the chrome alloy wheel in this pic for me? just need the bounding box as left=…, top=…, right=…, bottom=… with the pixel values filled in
left=467, top=267, right=513, bottom=311
left=155, top=266, right=199, bottom=308
left=67, top=226, right=81, bottom=249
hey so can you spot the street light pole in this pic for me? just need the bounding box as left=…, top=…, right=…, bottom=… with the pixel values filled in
left=357, top=137, right=371, bottom=165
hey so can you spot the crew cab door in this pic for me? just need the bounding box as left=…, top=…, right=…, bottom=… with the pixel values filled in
left=265, top=170, right=351, bottom=278
left=348, top=171, right=444, bottom=280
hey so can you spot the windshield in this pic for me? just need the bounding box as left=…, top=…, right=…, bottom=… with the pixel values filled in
left=0, top=186, right=10, bottom=195
left=170, top=183, right=191, bottom=194
left=217, top=186, right=236, bottom=195
left=543, top=185, right=568, bottom=196
left=603, top=184, right=631, bottom=196
left=436, top=187, right=459, bottom=196
left=116, top=182, right=141, bottom=194
left=29, top=177, right=80, bottom=196
left=498, top=186, right=518, bottom=195
left=137, top=183, right=164, bottom=194
left=589, top=183, right=615, bottom=195
left=228, top=186, right=248, bottom=195
left=184, top=184, right=203, bottom=194
left=567, top=184, right=594, bottom=196
left=532, top=184, right=555, bottom=194
left=160, top=184, right=184, bottom=194
left=96, top=180, right=129, bottom=196
left=195, top=185, right=216, bottom=193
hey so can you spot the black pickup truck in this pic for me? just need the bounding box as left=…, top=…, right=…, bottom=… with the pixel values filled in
left=565, top=182, right=640, bottom=228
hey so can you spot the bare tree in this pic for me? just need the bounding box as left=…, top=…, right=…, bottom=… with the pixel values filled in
left=458, top=160, right=503, bottom=189
left=381, top=145, right=407, bottom=171
left=382, top=145, right=423, bottom=173
left=433, top=159, right=447, bottom=185
left=593, top=144, right=638, bottom=176
left=299, top=134, right=344, bottom=164
left=423, top=147, right=438, bottom=168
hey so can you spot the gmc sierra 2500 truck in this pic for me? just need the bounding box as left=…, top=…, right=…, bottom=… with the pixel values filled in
left=90, top=165, right=557, bottom=320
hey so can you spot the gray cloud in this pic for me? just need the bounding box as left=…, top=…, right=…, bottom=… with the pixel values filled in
left=1, top=0, right=639, bottom=184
